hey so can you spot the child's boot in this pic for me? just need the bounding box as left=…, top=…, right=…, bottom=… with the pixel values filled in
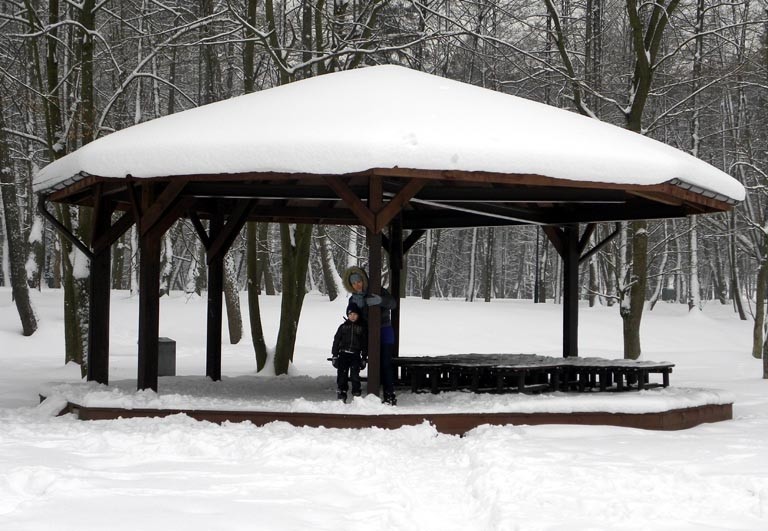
left=382, top=392, right=397, bottom=406
left=337, top=390, right=347, bottom=403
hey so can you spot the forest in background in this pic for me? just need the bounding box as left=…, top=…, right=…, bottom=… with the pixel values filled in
left=1, top=1, right=767, bottom=375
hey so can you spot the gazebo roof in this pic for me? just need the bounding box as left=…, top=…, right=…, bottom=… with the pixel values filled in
left=35, top=65, right=744, bottom=228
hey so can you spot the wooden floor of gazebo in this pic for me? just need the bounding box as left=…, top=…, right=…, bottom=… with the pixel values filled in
left=44, top=353, right=733, bottom=434
left=52, top=400, right=732, bottom=434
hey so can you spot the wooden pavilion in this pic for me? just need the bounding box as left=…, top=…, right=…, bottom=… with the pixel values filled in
left=34, top=66, right=744, bottom=399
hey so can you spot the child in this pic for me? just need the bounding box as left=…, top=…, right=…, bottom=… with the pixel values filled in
left=330, top=304, right=368, bottom=402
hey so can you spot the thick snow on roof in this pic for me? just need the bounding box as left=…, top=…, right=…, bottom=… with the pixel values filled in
left=34, top=65, right=745, bottom=201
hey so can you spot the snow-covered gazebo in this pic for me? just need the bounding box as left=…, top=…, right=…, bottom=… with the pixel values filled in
left=34, top=65, right=744, bottom=396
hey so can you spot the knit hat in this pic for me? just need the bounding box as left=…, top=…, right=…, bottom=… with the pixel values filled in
left=347, top=303, right=362, bottom=316
left=349, top=272, right=363, bottom=284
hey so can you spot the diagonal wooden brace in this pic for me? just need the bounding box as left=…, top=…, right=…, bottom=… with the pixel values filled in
left=206, top=200, right=254, bottom=263
left=323, top=175, right=375, bottom=231
left=324, top=176, right=425, bottom=234
left=375, top=178, right=425, bottom=233
left=139, top=179, right=189, bottom=237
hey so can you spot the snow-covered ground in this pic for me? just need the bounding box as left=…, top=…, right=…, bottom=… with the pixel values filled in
left=1, top=288, right=767, bottom=530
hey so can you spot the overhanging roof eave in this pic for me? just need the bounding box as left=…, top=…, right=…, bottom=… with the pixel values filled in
left=38, top=168, right=739, bottom=225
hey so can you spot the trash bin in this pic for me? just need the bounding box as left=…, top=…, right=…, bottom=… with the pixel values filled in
left=158, top=337, right=176, bottom=376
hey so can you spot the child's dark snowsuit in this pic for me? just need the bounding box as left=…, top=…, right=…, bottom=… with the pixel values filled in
left=331, top=316, right=368, bottom=401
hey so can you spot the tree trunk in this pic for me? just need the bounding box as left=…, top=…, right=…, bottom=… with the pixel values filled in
left=0, top=107, right=37, bottom=336
left=316, top=225, right=340, bottom=301
left=224, top=251, right=242, bottom=344
left=712, top=238, right=728, bottom=305
left=422, top=229, right=441, bottom=300
left=649, top=222, right=670, bottom=311
left=274, top=223, right=312, bottom=375
left=688, top=216, right=701, bottom=311
left=466, top=228, right=478, bottom=302
left=622, top=221, right=647, bottom=359
left=753, top=241, right=768, bottom=359
left=160, top=231, right=173, bottom=296
left=347, top=226, right=359, bottom=268
left=730, top=212, right=747, bottom=319
left=483, top=227, right=494, bottom=302
left=687, top=0, right=704, bottom=312
left=246, top=222, right=268, bottom=370
left=112, top=233, right=125, bottom=289
left=258, top=222, right=276, bottom=295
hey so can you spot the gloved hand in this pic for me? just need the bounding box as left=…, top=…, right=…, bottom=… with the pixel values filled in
left=365, top=294, right=382, bottom=306
left=359, top=357, right=367, bottom=370
left=330, top=355, right=339, bottom=369
left=350, top=293, right=365, bottom=308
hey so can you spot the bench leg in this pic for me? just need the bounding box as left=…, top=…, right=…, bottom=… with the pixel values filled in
left=550, top=370, right=560, bottom=392
left=517, top=371, right=525, bottom=393
left=450, top=369, right=459, bottom=391
left=411, top=369, right=423, bottom=393
left=430, top=369, right=440, bottom=394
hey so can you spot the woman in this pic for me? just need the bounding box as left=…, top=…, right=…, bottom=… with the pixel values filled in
left=342, top=266, right=398, bottom=405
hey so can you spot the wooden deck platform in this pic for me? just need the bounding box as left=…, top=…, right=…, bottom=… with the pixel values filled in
left=54, top=401, right=732, bottom=434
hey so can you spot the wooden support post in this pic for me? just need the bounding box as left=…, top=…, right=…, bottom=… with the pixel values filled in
left=88, top=247, right=112, bottom=384
left=206, top=210, right=224, bottom=381
left=389, top=218, right=404, bottom=359
left=87, top=187, right=115, bottom=385
left=563, top=224, right=579, bottom=358
left=137, top=186, right=162, bottom=391
left=367, top=176, right=383, bottom=396
left=135, top=183, right=183, bottom=392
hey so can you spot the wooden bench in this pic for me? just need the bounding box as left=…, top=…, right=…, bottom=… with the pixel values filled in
left=393, top=354, right=674, bottom=395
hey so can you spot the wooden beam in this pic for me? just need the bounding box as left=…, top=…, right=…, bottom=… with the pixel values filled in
left=148, top=197, right=195, bottom=241
left=562, top=225, right=579, bottom=358
left=408, top=197, right=547, bottom=225
left=403, top=229, right=426, bottom=254
left=389, top=220, right=404, bottom=359
left=189, top=211, right=211, bottom=248
left=37, top=197, right=94, bottom=260
left=92, top=211, right=134, bottom=252
left=126, top=181, right=142, bottom=228
left=579, top=223, right=621, bottom=264
left=577, top=223, right=597, bottom=255
left=375, top=178, right=426, bottom=232
left=322, top=175, right=375, bottom=231
left=542, top=226, right=566, bottom=258
left=367, top=176, right=383, bottom=396
left=206, top=200, right=254, bottom=263
left=206, top=210, right=224, bottom=382
left=549, top=204, right=686, bottom=224
left=137, top=220, right=161, bottom=392
left=87, top=186, right=115, bottom=385
left=402, top=211, right=527, bottom=230
left=185, top=182, right=369, bottom=200
left=139, top=179, right=188, bottom=237
left=628, top=190, right=683, bottom=206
